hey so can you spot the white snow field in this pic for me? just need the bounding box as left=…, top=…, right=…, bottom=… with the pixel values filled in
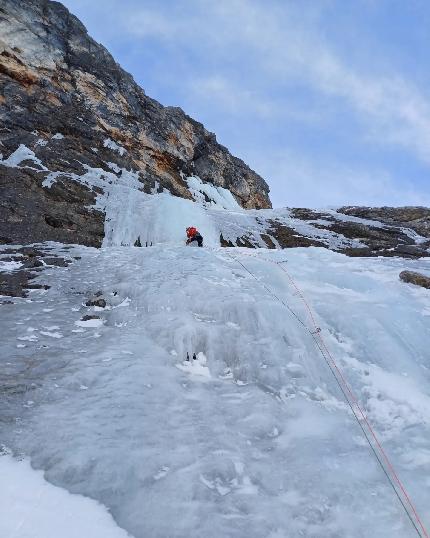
left=0, top=167, right=429, bottom=536
left=0, top=452, right=130, bottom=538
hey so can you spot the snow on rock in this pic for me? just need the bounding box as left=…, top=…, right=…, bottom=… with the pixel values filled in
left=39, top=161, right=216, bottom=248
left=0, top=453, right=130, bottom=538
left=35, top=138, right=48, bottom=147
left=106, top=161, right=122, bottom=173
left=0, top=260, right=23, bottom=272
left=103, top=138, right=126, bottom=156
left=0, top=144, right=47, bottom=170
left=3, top=143, right=424, bottom=254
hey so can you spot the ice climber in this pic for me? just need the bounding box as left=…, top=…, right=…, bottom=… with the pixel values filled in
left=186, top=226, right=203, bottom=247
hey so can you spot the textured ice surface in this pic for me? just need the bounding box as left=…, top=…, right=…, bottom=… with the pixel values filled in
left=1, top=240, right=430, bottom=537
left=187, top=175, right=240, bottom=210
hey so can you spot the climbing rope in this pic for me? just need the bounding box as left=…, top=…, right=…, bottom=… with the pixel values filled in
left=218, top=247, right=428, bottom=538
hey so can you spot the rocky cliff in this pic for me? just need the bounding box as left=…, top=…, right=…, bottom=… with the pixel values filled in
left=338, top=206, right=430, bottom=238
left=1, top=0, right=429, bottom=261
left=0, top=0, right=271, bottom=246
left=217, top=206, right=430, bottom=259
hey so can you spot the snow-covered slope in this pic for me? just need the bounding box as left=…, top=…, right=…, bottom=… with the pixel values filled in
left=1, top=200, right=430, bottom=537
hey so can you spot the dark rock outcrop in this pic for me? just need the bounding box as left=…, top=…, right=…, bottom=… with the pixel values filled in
left=0, top=0, right=271, bottom=246
left=0, top=245, right=71, bottom=297
left=339, top=207, right=430, bottom=238
left=217, top=208, right=430, bottom=258
left=85, top=296, right=106, bottom=308
left=0, top=165, right=105, bottom=247
left=81, top=314, right=100, bottom=321
left=268, top=220, right=326, bottom=249
left=399, top=271, right=430, bottom=289
left=287, top=207, right=430, bottom=258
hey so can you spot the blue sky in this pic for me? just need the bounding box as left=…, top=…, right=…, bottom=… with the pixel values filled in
left=62, top=0, right=430, bottom=208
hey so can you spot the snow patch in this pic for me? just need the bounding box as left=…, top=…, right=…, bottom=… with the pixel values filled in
left=0, top=144, right=47, bottom=170
left=106, top=161, right=121, bottom=173
left=103, top=138, right=126, bottom=156
left=0, top=260, right=23, bottom=272
left=0, top=454, right=130, bottom=538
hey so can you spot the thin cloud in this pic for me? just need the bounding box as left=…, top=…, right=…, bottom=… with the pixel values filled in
left=116, top=0, right=430, bottom=163
left=61, top=0, right=430, bottom=207
left=189, top=76, right=275, bottom=119
left=247, top=148, right=430, bottom=208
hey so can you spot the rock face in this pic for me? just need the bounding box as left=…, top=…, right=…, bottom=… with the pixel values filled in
left=216, top=207, right=430, bottom=259
left=339, top=207, right=430, bottom=238
left=1, top=1, right=429, bottom=260
left=286, top=207, right=430, bottom=258
left=267, top=220, right=326, bottom=249
left=0, top=0, right=271, bottom=246
left=399, top=271, right=430, bottom=289
left=0, top=245, right=71, bottom=298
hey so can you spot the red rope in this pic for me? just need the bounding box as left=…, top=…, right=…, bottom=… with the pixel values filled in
left=275, top=261, right=429, bottom=538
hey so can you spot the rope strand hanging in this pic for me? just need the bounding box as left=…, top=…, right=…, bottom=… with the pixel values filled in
left=221, top=248, right=428, bottom=538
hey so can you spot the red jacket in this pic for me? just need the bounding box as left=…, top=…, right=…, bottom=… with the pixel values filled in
left=186, top=227, right=198, bottom=238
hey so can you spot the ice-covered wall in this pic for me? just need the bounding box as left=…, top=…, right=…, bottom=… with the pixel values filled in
left=2, top=243, right=429, bottom=537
